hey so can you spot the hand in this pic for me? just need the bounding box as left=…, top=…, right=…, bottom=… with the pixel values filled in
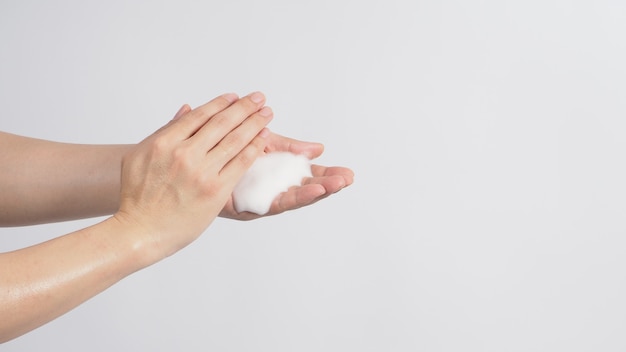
left=219, top=132, right=355, bottom=220
left=114, top=92, right=272, bottom=261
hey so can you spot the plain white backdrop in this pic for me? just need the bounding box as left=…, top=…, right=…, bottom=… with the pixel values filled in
left=1, top=0, right=626, bottom=351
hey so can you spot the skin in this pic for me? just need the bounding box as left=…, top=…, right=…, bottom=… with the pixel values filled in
left=0, top=92, right=354, bottom=343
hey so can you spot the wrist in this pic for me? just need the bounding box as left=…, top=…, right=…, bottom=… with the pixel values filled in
left=102, top=214, right=164, bottom=272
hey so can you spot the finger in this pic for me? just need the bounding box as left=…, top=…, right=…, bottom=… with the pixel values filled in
left=302, top=174, right=347, bottom=194
left=209, top=106, right=273, bottom=169
left=191, top=91, right=267, bottom=152
left=311, top=165, right=355, bottom=186
left=167, top=93, right=239, bottom=141
left=266, top=133, right=324, bottom=159
left=273, top=184, right=327, bottom=214
left=218, top=128, right=271, bottom=189
left=172, top=104, right=192, bottom=121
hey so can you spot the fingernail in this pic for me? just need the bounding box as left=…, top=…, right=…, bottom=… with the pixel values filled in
left=250, top=91, right=265, bottom=104
left=259, top=106, right=273, bottom=117
left=222, top=93, right=238, bottom=103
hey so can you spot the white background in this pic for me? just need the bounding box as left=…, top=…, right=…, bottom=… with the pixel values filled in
left=1, top=0, right=626, bottom=351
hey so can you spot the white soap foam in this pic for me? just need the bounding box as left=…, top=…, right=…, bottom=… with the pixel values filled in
left=233, top=152, right=312, bottom=215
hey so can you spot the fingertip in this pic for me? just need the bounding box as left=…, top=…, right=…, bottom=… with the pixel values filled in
left=258, top=106, right=273, bottom=119
left=259, top=127, right=271, bottom=139
left=172, top=104, right=191, bottom=120
left=316, top=142, right=325, bottom=154
left=249, top=91, right=266, bottom=104
left=305, top=142, right=324, bottom=159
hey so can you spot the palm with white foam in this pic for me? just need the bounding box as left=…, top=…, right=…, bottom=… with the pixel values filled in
left=219, top=132, right=354, bottom=220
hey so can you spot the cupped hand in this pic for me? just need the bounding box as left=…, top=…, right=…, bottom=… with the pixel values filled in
left=219, top=132, right=355, bottom=220
left=114, top=92, right=273, bottom=261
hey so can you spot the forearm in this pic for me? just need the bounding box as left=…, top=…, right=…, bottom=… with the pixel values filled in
left=0, top=216, right=155, bottom=343
left=0, top=93, right=275, bottom=343
left=0, top=131, right=133, bottom=226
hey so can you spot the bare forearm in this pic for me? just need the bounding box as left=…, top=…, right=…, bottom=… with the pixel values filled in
left=0, top=217, right=155, bottom=343
left=0, top=131, right=133, bottom=226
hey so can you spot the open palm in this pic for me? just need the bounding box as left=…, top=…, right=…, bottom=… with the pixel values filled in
left=219, top=132, right=354, bottom=220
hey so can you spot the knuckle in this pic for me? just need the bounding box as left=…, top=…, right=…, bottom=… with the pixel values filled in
left=229, top=96, right=257, bottom=116
left=236, top=149, right=255, bottom=167
left=203, top=183, right=220, bottom=198
left=237, top=142, right=263, bottom=167
left=171, top=144, right=195, bottom=169
left=224, top=131, right=246, bottom=149
left=212, top=114, right=230, bottom=130
left=193, top=109, right=213, bottom=126
left=217, top=94, right=237, bottom=106
left=197, top=175, right=221, bottom=198
left=150, top=135, right=172, bottom=155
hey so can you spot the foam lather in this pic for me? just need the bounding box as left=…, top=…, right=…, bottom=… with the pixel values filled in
left=233, top=152, right=312, bottom=215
